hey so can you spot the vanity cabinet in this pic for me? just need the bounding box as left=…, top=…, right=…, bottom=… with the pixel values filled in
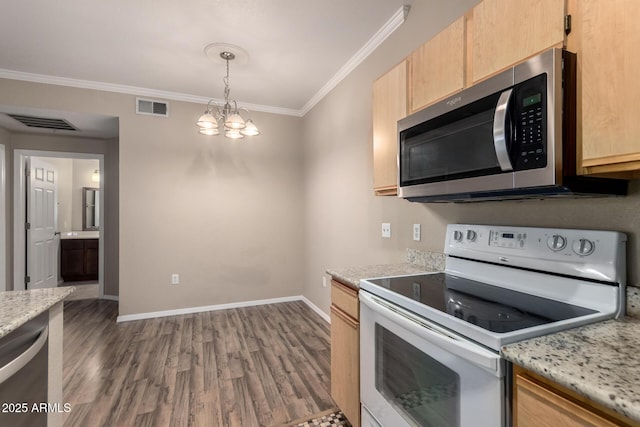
left=567, top=0, right=640, bottom=176
left=330, top=278, right=360, bottom=427
left=513, top=366, right=639, bottom=427
left=61, top=238, right=98, bottom=282
left=470, top=0, right=566, bottom=83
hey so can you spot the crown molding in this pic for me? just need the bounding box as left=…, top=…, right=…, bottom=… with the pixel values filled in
left=0, top=6, right=409, bottom=120
left=300, top=5, right=410, bottom=116
left=0, top=68, right=303, bottom=117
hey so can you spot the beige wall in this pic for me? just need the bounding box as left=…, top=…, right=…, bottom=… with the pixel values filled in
left=0, top=79, right=304, bottom=314
left=301, top=0, right=640, bottom=314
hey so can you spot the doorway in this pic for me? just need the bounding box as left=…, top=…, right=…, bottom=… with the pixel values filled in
left=14, top=150, right=105, bottom=298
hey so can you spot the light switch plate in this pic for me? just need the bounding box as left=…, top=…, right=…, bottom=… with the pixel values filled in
left=413, top=224, right=421, bottom=241
left=382, top=223, right=391, bottom=238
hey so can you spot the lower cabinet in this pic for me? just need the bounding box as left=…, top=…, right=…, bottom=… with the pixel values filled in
left=513, top=366, right=638, bottom=427
left=60, top=238, right=99, bottom=282
left=330, top=279, right=360, bottom=427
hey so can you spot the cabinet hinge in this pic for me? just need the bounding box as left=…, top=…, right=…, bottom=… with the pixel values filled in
left=25, top=222, right=30, bottom=230
left=564, top=14, right=572, bottom=35
left=24, top=275, right=30, bottom=285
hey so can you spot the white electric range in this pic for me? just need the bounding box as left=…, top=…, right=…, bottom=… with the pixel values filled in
left=359, top=224, right=626, bottom=427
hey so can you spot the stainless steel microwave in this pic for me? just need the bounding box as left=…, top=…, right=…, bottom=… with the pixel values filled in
left=397, top=48, right=627, bottom=202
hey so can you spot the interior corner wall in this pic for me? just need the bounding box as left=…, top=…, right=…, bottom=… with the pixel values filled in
left=0, top=78, right=305, bottom=315
left=0, top=128, right=9, bottom=290
left=300, top=0, right=640, bottom=316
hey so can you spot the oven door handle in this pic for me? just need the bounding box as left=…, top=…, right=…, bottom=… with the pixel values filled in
left=361, top=292, right=502, bottom=375
left=493, top=88, right=514, bottom=172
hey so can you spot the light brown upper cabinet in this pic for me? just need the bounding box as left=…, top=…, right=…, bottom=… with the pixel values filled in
left=470, top=0, right=566, bottom=83
left=570, top=0, right=640, bottom=175
left=372, top=60, right=407, bottom=196
left=409, top=16, right=466, bottom=114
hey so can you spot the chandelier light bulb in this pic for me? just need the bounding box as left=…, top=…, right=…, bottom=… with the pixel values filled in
left=240, top=119, right=260, bottom=136
left=196, top=112, right=218, bottom=129
left=199, top=127, right=220, bottom=136
left=225, top=129, right=244, bottom=139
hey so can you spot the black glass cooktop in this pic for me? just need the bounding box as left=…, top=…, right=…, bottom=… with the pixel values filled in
left=367, top=273, right=596, bottom=333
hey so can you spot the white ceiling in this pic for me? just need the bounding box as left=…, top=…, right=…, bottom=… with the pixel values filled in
left=0, top=0, right=411, bottom=117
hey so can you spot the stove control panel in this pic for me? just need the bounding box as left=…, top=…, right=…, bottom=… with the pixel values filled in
left=445, top=224, right=627, bottom=283
left=489, top=230, right=527, bottom=249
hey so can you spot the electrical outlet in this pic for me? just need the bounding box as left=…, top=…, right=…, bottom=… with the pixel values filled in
left=322, top=276, right=327, bottom=288
left=413, top=224, right=421, bottom=241
left=382, top=223, right=391, bottom=238
left=171, top=274, right=179, bottom=285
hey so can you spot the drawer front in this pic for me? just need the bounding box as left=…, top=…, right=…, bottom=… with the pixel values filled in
left=84, top=239, right=99, bottom=249
left=331, top=279, right=359, bottom=320
left=61, top=239, right=84, bottom=250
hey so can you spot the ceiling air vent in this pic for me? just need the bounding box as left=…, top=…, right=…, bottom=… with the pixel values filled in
left=136, top=98, right=169, bottom=117
left=6, top=114, right=77, bottom=131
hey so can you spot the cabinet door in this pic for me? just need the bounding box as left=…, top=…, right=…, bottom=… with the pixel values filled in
left=409, top=16, right=466, bottom=113
left=330, top=305, right=360, bottom=427
left=372, top=60, right=407, bottom=196
left=471, top=0, right=566, bottom=83
left=515, top=374, right=620, bottom=427
left=576, top=0, right=640, bottom=174
left=84, top=239, right=99, bottom=279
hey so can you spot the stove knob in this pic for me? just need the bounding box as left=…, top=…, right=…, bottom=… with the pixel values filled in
left=453, top=230, right=463, bottom=242
left=572, top=238, right=595, bottom=256
left=547, top=234, right=567, bottom=251
left=466, top=230, right=477, bottom=242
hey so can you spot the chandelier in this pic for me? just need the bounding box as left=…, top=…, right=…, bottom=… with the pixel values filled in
left=196, top=51, right=259, bottom=139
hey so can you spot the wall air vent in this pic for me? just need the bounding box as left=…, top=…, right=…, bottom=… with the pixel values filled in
left=6, top=114, right=77, bottom=131
left=136, top=98, right=169, bottom=117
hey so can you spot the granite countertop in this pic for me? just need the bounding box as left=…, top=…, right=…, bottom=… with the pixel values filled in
left=327, top=249, right=446, bottom=289
left=326, top=263, right=434, bottom=289
left=0, top=287, right=75, bottom=338
left=60, top=231, right=100, bottom=239
left=502, top=317, right=640, bottom=422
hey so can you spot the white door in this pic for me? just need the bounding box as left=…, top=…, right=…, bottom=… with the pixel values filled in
left=27, top=158, right=58, bottom=289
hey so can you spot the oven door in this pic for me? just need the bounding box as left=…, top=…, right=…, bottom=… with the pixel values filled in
left=360, top=290, right=506, bottom=427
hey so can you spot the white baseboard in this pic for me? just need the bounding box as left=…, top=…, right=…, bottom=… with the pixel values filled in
left=116, top=295, right=308, bottom=323
left=101, top=294, right=119, bottom=301
left=300, top=296, right=330, bottom=324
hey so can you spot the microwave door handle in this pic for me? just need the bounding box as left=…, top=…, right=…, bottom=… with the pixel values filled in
left=493, top=88, right=514, bottom=171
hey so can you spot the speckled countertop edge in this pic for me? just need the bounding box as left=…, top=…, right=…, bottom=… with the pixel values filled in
left=327, top=250, right=445, bottom=289
left=502, top=317, right=640, bottom=422
left=326, top=263, right=434, bottom=289
left=0, top=287, right=75, bottom=338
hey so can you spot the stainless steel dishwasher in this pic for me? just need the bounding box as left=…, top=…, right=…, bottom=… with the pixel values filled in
left=0, top=312, right=49, bottom=427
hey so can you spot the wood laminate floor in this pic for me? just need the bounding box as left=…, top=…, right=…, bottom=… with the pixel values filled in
left=62, top=299, right=334, bottom=427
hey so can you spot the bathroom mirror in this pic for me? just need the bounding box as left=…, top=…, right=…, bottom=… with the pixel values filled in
left=83, top=187, right=100, bottom=230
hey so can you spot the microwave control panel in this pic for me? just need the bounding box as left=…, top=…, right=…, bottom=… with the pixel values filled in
left=512, top=73, right=547, bottom=171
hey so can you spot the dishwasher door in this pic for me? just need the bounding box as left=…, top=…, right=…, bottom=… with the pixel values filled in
left=0, top=312, right=49, bottom=427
